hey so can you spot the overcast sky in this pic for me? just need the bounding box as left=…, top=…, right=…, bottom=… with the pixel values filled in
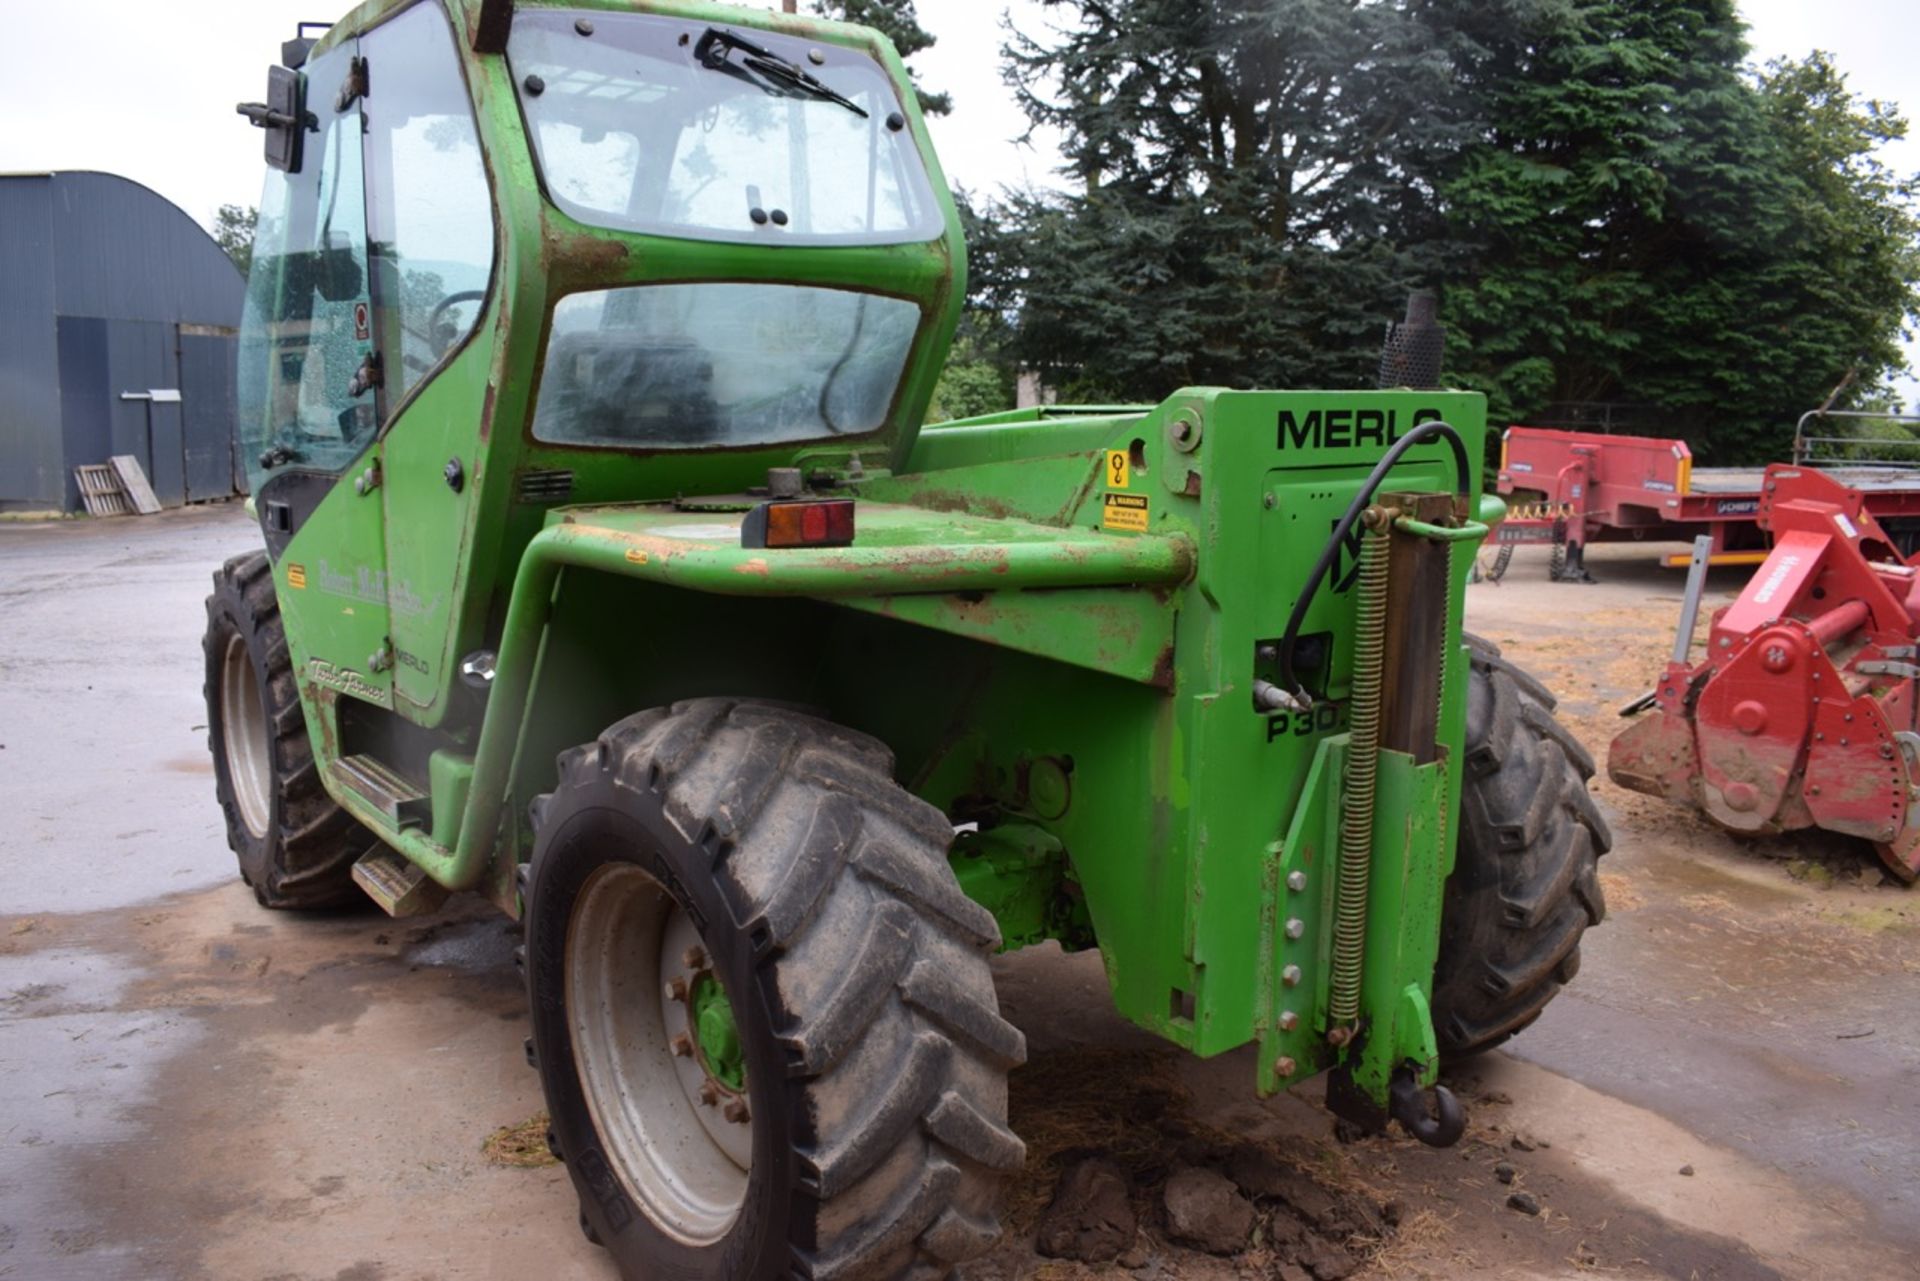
left=0, top=0, right=1912, bottom=397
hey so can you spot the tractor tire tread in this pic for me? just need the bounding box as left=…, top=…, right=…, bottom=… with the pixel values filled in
left=808, top=1154, right=963, bottom=1281
left=542, top=698, right=1021, bottom=1280
left=1467, top=634, right=1559, bottom=710
left=751, top=794, right=861, bottom=955
left=1522, top=699, right=1596, bottom=778
left=204, top=551, right=369, bottom=910
left=1433, top=641, right=1610, bottom=1058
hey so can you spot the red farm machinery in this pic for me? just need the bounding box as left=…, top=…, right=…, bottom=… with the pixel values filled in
left=1609, top=464, right=1920, bottom=881
left=1490, top=413, right=1920, bottom=582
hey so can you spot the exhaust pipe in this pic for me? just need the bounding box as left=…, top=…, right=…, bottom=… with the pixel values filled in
left=1378, top=291, right=1445, bottom=391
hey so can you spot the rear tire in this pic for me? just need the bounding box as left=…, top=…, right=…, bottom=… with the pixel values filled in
left=1432, top=636, right=1610, bottom=1057
left=203, top=552, right=369, bottom=909
left=524, top=699, right=1025, bottom=1280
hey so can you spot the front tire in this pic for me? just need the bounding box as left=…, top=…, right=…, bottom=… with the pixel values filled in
left=524, top=699, right=1025, bottom=1280
left=202, top=552, right=370, bottom=909
left=1432, top=636, right=1610, bottom=1057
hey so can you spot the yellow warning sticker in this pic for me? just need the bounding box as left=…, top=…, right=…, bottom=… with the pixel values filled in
left=1105, top=449, right=1130, bottom=489
left=287, top=563, right=307, bottom=589
left=1102, top=492, right=1149, bottom=532
left=624, top=547, right=650, bottom=565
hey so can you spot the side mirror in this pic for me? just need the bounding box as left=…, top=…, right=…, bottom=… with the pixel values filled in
left=271, top=244, right=363, bottom=302
left=236, top=66, right=307, bottom=173
left=312, top=241, right=365, bottom=302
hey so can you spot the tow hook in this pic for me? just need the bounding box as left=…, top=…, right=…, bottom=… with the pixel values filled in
left=1389, top=1068, right=1466, bottom=1147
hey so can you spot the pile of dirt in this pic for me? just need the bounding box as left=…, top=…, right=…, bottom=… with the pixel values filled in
left=980, top=1048, right=1394, bottom=1279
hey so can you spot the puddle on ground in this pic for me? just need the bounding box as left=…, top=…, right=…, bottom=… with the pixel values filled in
left=0, top=945, right=205, bottom=1281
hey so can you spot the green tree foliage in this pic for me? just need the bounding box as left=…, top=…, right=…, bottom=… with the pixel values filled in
left=213, top=204, right=258, bottom=277
left=928, top=348, right=1013, bottom=421
left=941, top=191, right=1023, bottom=413
left=1433, top=2, right=1920, bottom=460
left=812, top=0, right=951, bottom=115
left=982, top=0, right=1472, bottom=400
left=981, top=0, right=1919, bottom=463
left=1755, top=55, right=1920, bottom=415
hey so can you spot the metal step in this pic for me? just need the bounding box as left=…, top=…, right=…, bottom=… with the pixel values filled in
left=352, top=846, right=449, bottom=918
left=330, top=754, right=432, bottom=829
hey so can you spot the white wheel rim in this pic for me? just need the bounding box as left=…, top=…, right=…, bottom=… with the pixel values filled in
left=220, top=632, right=273, bottom=839
left=566, top=863, right=752, bottom=1245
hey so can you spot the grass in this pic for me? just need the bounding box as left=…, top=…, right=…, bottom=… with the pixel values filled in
left=481, top=1111, right=559, bottom=1168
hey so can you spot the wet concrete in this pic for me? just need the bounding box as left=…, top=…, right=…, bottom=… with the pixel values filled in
left=0, top=516, right=1914, bottom=1279
left=1469, top=541, right=1920, bottom=1251
left=0, top=506, right=260, bottom=915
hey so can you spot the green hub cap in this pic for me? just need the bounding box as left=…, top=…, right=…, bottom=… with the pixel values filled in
left=691, top=972, right=746, bottom=1093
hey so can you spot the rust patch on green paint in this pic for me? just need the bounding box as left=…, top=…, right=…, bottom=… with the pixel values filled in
left=1150, top=644, right=1177, bottom=689
left=544, top=229, right=631, bottom=277
left=478, top=380, right=497, bottom=443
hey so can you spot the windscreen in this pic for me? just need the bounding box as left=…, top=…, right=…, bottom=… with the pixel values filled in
left=530, top=283, right=921, bottom=449
left=508, top=10, right=942, bottom=246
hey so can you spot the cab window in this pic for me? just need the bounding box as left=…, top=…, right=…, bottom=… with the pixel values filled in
left=362, top=1, right=495, bottom=403
left=237, top=40, right=374, bottom=491
left=530, top=283, right=920, bottom=449
left=508, top=9, right=941, bottom=246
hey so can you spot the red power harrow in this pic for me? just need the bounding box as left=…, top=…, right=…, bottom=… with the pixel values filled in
left=1610, top=465, right=1920, bottom=881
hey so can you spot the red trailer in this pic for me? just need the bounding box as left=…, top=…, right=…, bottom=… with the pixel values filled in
left=1490, top=416, right=1920, bottom=581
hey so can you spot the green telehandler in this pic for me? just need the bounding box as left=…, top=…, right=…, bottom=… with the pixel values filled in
left=207, top=1, right=1608, bottom=1275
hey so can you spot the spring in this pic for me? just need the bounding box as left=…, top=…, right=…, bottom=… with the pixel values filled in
left=1330, top=511, right=1391, bottom=1027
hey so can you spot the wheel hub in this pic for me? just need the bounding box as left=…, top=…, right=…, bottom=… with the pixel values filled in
left=691, top=973, right=746, bottom=1093
left=565, top=864, right=752, bottom=1246
left=660, top=911, right=755, bottom=1150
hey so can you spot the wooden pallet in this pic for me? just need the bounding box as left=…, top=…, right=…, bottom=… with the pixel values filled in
left=109, top=455, right=162, bottom=514
left=74, top=465, right=133, bottom=517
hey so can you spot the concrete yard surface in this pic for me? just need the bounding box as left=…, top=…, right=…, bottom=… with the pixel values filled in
left=2, top=510, right=1916, bottom=1279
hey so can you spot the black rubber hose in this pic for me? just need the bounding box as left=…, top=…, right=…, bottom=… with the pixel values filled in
left=1277, top=420, right=1473, bottom=700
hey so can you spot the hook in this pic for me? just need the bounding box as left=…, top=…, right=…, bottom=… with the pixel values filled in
left=1388, top=1068, right=1466, bottom=1148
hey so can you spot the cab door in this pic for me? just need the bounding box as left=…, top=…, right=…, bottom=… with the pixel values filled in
left=357, top=1, right=497, bottom=722
left=238, top=33, right=395, bottom=710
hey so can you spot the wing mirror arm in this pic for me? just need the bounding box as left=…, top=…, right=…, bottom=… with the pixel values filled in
left=236, top=102, right=301, bottom=130
left=239, top=65, right=309, bottom=173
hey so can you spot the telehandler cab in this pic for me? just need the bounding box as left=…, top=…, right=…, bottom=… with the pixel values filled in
left=207, top=2, right=1609, bottom=1275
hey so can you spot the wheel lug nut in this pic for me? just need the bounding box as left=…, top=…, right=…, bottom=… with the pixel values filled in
left=698, top=1081, right=721, bottom=1107
left=665, top=976, right=689, bottom=1002
left=671, top=1033, right=694, bottom=1058
left=723, top=1099, right=751, bottom=1125
left=683, top=945, right=708, bottom=970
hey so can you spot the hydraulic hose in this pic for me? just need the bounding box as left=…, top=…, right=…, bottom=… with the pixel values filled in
left=1277, top=420, right=1472, bottom=702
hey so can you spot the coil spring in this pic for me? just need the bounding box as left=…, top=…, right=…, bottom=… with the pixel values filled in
left=1330, top=512, right=1391, bottom=1027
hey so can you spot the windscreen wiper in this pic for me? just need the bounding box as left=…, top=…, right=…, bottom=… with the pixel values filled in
left=693, top=27, right=870, bottom=119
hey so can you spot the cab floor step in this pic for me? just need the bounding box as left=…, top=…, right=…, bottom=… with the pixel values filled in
left=352, top=847, right=449, bottom=918
left=330, top=754, right=431, bottom=829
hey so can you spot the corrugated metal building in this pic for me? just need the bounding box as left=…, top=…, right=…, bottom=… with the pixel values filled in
left=0, top=172, right=246, bottom=513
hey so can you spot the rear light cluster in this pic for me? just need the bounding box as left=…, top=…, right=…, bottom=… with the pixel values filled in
left=740, top=499, right=856, bottom=549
